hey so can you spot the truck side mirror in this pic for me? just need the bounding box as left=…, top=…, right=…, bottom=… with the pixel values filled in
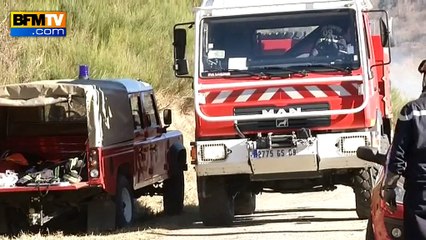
left=175, top=59, right=189, bottom=76
left=379, top=18, right=389, bottom=48
left=163, top=109, right=172, bottom=126
left=173, top=28, right=189, bottom=76
left=173, top=22, right=194, bottom=78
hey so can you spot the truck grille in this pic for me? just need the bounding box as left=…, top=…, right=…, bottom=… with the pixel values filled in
left=234, top=103, right=330, bottom=131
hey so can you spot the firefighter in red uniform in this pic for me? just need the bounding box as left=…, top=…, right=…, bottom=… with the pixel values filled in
left=383, top=59, right=426, bottom=239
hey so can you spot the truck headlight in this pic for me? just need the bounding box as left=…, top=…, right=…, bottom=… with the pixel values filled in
left=200, top=144, right=228, bottom=161
left=340, top=136, right=368, bottom=153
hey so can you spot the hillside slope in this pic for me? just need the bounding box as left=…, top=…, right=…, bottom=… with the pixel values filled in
left=1, top=0, right=199, bottom=96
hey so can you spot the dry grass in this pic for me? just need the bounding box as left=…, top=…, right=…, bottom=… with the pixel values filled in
left=0, top=2, right=21, bottom=86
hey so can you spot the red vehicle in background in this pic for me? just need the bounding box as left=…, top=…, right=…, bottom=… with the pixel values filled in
left=0, top=67, right=187, bottom=234
left=173, top=0, right=393, bottom=226
left=357, top=146, right=405, bottom=240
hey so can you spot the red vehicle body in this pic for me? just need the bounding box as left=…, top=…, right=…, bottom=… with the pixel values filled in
left=0, top=77, right=186, bottom=233
left=367, top=173, right=404, bottom=240
left=357, top=146, right=405, bottom=240
left=174, top=0, right=392, bottom=226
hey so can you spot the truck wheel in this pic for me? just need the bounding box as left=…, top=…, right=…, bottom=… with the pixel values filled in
left=0, top=206, right=8, bottom=235
left=198, top=176, right=234, bottom=226
left=366, top=217, right=375, bottom=240
left=163, top=168, right=185, bottom=215
left=353, top=168, right=373, bottom=219
left=6, top=207, right=29, bottom=235
left=234, top=191, right=256, bottom=215
left=115, top=176, right=135, bottom=228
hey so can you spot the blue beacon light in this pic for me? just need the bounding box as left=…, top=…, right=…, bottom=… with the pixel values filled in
left=79, top=65, right=89, bottom=79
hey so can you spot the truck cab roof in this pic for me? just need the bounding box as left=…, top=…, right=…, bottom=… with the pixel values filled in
left=199, top=0, right=373, bottom=11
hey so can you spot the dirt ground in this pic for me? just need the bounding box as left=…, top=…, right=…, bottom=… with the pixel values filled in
left=136, top=170, right=368, bottom=240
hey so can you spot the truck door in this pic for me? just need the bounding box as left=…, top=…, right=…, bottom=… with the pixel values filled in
left=141, top=92, right=167, bottom=179
left=129, top=94, right=151, bottom=187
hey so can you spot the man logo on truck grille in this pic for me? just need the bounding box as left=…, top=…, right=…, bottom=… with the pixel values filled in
left=262, top=107, right=302, bottom=115
left=276, top=118, right=289, bottom=128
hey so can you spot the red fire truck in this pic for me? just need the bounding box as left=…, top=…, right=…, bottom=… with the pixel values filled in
left=173, top=0, right=392, bottom=226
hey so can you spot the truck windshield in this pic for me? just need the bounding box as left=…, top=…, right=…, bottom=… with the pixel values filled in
left=200, top=9, right=360, bottom=77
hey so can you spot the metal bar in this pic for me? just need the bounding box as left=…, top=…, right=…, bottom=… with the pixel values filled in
left=197, top=0, right=356, bottom=11
left=198, top=76, right=363, bottom=91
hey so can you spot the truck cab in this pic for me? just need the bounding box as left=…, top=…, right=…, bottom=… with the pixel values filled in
left=173, top=0, right=391, bottom=226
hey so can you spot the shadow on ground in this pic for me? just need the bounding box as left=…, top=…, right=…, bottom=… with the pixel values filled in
left=5, top=203, right=364, bottom=238
left=137, top=205, right=365, bottom=238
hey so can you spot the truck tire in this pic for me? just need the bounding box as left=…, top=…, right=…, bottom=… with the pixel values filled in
left=366, top=217, right=375, bottom=240
left=234, top=191, right=256, bottom=215
left=198, top=176, right=234, bottom=226
left=163, top=168, right=185, bottom=215
left=353, top=168, right=373, bottom=219
left=0, top=206, right=8, bottom=235
left=6, top=207, right=29, bottom=235
left=115, top=175, right=135, bottom=228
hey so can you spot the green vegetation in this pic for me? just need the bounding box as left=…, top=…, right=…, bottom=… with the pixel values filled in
left=391, top=89, right=410, bottom=124
left=1, top=0, right=200, bottom=95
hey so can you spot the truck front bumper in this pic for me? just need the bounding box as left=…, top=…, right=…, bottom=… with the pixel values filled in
left=194, top=131, right=376, bottom=176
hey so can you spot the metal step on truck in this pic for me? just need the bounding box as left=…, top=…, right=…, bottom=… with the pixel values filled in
left=172, top=0, right=392, bottom=226
left=0, top=66, right=187, bottom=234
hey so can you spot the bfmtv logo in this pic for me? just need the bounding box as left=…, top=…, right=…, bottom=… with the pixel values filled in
left=10, top=12, right=67, bottom=37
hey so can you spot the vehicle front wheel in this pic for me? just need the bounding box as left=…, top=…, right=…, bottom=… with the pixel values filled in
left=353, top=168, right=373, bottom=219
left=163, top=167, right=185, bottom=215
left=198, top=176, right=234, bottom=226
left=234, top=191, right=256, bottom=215
left=114, top=176, right=135, bottom=228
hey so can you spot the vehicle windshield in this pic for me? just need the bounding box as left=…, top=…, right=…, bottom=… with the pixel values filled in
left=200, top=9, right=360, bottom=77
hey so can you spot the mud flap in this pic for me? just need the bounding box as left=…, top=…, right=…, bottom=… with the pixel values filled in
left=87, top=199, right=116, bottom=233
left=0, top=206, right=8, bottom=234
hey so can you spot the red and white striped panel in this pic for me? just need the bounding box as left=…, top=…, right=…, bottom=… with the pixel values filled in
left=201, top=83, right=361, bottom=104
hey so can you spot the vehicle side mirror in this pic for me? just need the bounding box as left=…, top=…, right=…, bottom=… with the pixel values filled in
left=173, top=28, right=189, bottom=76
left=163, top=109, right=172, bottom=126
left=379, top=18, right=389, bottom=48
left=356, top=146, right=386, bottom=166
left=173, top=22, right=194, bottom=78
left=175, top=59, right=189, bottom=76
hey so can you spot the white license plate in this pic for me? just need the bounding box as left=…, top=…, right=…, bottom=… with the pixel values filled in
left=251, top=148, right=296, bottom=159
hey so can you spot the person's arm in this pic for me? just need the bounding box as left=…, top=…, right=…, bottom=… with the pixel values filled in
left=387, top=103, right=413, bottom=176
left=382, top=103, right=413, bottom=211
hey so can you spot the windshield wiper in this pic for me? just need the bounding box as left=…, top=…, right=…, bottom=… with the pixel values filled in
left=250, top=66, right=307, bottom=77
left=301, top=64, right=352, bottom=74
left=203, top=68, right=270, bottom=78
